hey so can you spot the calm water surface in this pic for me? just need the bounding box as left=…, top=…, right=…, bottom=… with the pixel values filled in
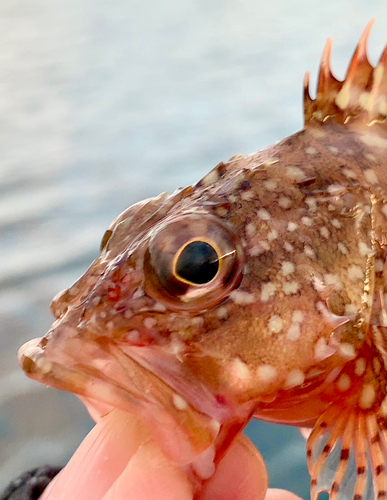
left=1, top=1, right=387, bottom=497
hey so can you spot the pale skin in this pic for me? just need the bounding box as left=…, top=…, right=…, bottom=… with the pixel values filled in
left=40, top=400, right=303, bottom=500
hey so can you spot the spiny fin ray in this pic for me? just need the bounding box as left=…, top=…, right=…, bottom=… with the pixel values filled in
left=304, top=21, right=387, bottom=128
left=307, top=406, right=387, bottom=500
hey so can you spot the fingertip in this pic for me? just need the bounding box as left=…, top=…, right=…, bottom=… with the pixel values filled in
left=102, top=439, right=193, bottom=500
left=265, top=488, right=304, bottom=500
left=201, top=434, right=268, bottom=500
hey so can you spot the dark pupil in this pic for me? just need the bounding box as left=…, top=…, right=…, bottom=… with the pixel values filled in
left=176, top=241, right=219, bottom=285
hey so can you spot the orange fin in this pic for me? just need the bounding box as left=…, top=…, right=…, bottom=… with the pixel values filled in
left=307, top=405, right=387, bottom=499
left=304, top=21, right=387, bottom=128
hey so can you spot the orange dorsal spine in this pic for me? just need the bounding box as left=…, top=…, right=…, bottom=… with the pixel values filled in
left=304, top=21, right=387, bottom=128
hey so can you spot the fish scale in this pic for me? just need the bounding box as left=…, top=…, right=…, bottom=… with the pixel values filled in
left=18, top=21, right=387, bottom=499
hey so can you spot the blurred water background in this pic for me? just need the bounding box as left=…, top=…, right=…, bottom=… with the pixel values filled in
left=1, top=1, right=387, bottom=498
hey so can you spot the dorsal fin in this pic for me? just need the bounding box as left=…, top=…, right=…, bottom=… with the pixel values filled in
left=304, top=21, right=387, bottom=128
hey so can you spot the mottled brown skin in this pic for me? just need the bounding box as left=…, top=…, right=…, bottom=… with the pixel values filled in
left=18, top=25, right=387, bottom=500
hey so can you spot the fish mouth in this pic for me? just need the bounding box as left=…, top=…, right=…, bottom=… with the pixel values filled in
left=18, top=333, right=223, bottom=469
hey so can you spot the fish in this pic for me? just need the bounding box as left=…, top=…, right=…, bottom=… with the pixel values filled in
left=18, top=21, right=387, bottom=500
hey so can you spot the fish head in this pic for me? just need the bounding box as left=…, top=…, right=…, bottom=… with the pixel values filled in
left=18, top=143, right=371, bottom=466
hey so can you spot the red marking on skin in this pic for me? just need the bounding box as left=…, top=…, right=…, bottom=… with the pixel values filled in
left=108, top=286, right=121, bottom=301
left=215, top=394, right=227, bottom=406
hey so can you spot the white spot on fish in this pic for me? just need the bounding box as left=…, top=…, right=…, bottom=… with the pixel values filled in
left=338, top=343, right=356, bottom=359
left=241, top=190, right=255, bottom=201
left=36, top=358, right=53, bottom=375
left=153, top=302, right=167, bottom=312
left=305, top=197, right=317, bottom=212
left=319, top=227, right=330, bottom=239
left=92, top=296, right=101, bottom=306
left=127, top=330, right=141, bottom=342
left=286, top=322, right=301, bottom=341
left=338, top=242, right=348, bottom=255
left=230, top=290, right=255, bottom=305
left=287, top=166, right=307, bottom=182
left=260, top=282, right=276, bottom=302
left=306, top=147, right=318, bottom=156
left=342, top=168, right=357, bottom=180
left=348, top=265, right=364, bottom=282
left=229, top=358, right=251, bottom=386
left=364, top=169, right=379, bottom=184
left=365, top=152, right=377, bottom=162
left=355, top=358, right=366, bottom=376
left=217, top=306, right=228, bottom=320
left=284, top=369, right=305, bottom=389
left=335, top=86, right=350, bottom=109
left=281, top=261, right=295, bottom=276
left=267, top=229, right=278, bottom=241
left=249, top=241, right=270, bottom=256
left=246, top=223, right=256, bottom=237
left=264, top=180, right=278, bottom=191
left=268, top=315, right=283, bottom=334
left=309, top=128, right=325, bottom=138
left=278, top=196, right=292, bottom=209
left=345, top=303, right=358, bottom=316
left=283, top=281, right=300, bottom=295
left=173, top=394, right=188, bottom=410
left=359, top=383, right=376, bottom=409
left=257, top=208, right=271, bottom=221
left=360, top=133, right=387, bottom=149
left=304, top=245, right=315, bottom=258
left=144, top=317, right=157, bottom=329
left=292, top=310, right=304, bottom=323
left=328, top=146, right=339, bottom=154
left=284, top=242, right=294, bottom=252
left=358, top=242, right=373, bottom=257
left=359, top=92, right=372, bottom=111
left=324, top=273, right=342, bottom=291
left=191, top=317, right=204, bottom=327
left=337, top=373, right=351, bottom=391
left=256, top=364, right=278, bottom=384
left=331, top=218, right=342, bottom=229
left=301, top=216, right=313, bottom=226
left=287, top=222, right=298, bottom=232
left=373, top=357, right=381, bottom=375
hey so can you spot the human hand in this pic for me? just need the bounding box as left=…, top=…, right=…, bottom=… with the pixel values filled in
left=40, top=403, right=303, bottom=500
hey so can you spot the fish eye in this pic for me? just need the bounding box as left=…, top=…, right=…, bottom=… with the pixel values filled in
left=174, top=240, right=219, bottom=285
left=144, top=214, right=244, bottom=311
left=100, top=229, right=113, bottom=252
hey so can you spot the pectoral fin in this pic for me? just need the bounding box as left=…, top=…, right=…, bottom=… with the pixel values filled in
left=307, top=405, right=387, bottom=500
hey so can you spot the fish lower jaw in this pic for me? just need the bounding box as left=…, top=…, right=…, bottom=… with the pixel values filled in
left=18, top=336, right=224, bottom=472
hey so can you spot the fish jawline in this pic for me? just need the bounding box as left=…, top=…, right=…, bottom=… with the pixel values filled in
left=18, top=337, right=222, bottom=470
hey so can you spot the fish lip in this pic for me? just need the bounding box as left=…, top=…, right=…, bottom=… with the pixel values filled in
left=18, top=335, right=222, bottom=465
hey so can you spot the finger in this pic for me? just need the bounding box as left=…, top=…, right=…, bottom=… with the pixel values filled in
left=78, top=395, right=115, bottom=422
left=201, top=434, right=268, bottom=500
left=265, top=488, right=304, bottom=500
left=102, top=439, right=193, bottom=500
left=41, top=409, right=148, bottom=500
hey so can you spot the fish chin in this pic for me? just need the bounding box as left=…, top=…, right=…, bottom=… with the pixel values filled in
left=18, top=334, right=222, bottom=470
